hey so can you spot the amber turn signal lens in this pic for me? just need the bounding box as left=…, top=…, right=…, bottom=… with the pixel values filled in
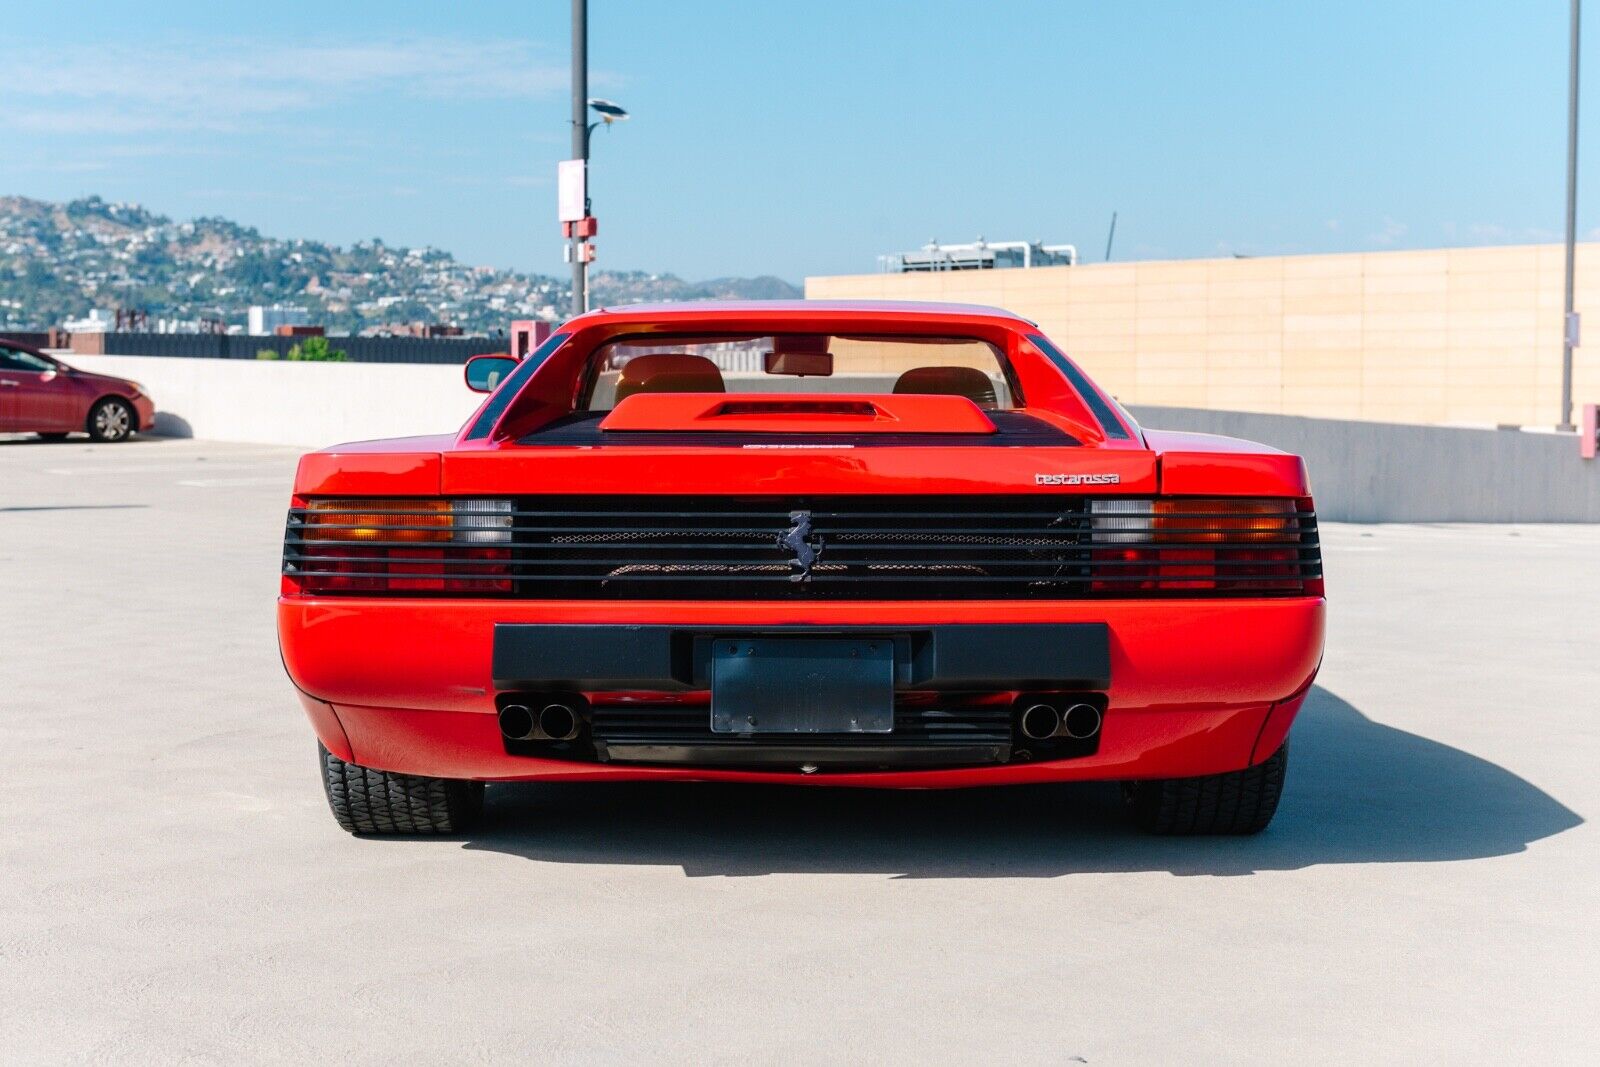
left=1152, top=498, right=1296, bottom=543
left=302, top=499, right=453, bottom=543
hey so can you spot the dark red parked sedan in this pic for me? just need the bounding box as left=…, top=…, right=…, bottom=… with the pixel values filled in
left=0, top=340, right=155, bottom=442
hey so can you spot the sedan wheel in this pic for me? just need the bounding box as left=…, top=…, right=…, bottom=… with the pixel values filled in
left=88, top=398, right=133, bottom=442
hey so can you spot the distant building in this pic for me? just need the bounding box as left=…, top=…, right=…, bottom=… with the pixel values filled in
left=879, top=238, right=1078, bottom=273
left=62, top=309, right=115, bottom=333
left=248, top=304, right=310, bottom=336
left=358, top=322, right=470, bottom=339
left=155, top=318, right=209, bottom=334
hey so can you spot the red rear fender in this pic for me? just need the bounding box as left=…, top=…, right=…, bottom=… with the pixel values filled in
left=295, top=450, right=441, bottom=496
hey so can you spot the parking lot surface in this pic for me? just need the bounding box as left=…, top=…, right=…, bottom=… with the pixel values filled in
left=2, top=435, right=1596, bottom=1063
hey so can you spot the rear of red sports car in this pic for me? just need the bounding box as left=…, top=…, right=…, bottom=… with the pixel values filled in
left=278, top=302, right=1324, bottom=836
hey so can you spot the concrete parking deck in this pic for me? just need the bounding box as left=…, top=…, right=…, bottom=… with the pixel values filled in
left=1, top=436, right=1595, bottom=1062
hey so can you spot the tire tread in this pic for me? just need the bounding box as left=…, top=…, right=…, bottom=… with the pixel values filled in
left=1128, top=743, right=1288, bottom=835
left=318, top=744, right=483, bottom=835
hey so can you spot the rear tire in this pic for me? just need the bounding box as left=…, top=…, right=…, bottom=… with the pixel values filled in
left=87, top=397, right=134, bottom=442
left=1124, top=743, right=1288, bottom=835
left=319, top=743, right=484, bottom=835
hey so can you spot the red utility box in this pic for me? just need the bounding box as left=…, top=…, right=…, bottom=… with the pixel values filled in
left=510, top=320, right=552, bottom=359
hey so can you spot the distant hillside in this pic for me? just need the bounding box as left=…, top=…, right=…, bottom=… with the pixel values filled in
left=0, top=195, right=799, bottom=334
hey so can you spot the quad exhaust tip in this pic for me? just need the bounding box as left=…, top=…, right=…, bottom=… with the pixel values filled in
left=498, top=701, right=583, bottom=742
left=1017, top=699, right=1103, bottom=741
left=537, top=702, right=580, bottom=742
left=1019, top=703, right=1062, bottom=741
left=498, top=703, right=537, bottom=741
left=1061, top=702, right=1102, bottom=740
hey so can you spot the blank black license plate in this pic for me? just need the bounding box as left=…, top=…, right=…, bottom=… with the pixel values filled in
left=710, top=637, right=894, bottom=734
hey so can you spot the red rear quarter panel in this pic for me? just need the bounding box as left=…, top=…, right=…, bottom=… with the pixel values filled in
left=1142, top=428, right=1312, bottom=498
left=293, top=436, right=452, bottom=496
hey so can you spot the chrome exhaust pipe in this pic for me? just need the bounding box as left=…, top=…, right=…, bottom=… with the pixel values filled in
left=1019, top=703, right=1062, bottom=741
left=1061, top=702, right=1102, bottom=740
left=498, top=703, right=537, bottom=741
left=536, top=702, right=581, bottom=742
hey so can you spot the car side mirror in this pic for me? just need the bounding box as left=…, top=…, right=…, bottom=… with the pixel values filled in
left=464, top=354, right=519, bottom=393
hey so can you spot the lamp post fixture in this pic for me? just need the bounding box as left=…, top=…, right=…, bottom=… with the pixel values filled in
left=1561, top=0, right=1582, bottom=431
left=565, top=1, right=630, bottom=317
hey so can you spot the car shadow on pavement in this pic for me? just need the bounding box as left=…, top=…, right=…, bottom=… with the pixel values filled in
left=0, top=433, right=170, bottom=446
left=0, top=504, right=148, bottom=512
left=458, top=686, right=1582, bottom=877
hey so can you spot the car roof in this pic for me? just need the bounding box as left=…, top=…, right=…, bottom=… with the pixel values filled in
left=570, top=299, right=1035, bottom=329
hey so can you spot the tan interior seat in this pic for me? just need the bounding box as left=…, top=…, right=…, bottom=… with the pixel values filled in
left=891, top=366, right=999, bottom=408
left=613, top=354, right=726, bottom=403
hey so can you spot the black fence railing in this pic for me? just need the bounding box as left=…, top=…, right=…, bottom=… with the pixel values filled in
left=0, top=331, right=54, bottom=348
left=84, top=332, right=507, bottom=364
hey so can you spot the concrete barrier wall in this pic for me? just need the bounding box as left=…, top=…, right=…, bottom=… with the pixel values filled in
left=1130, top=406, right=1599, bottom=522
left=71, top=353, right=1598, bottom=521
left=76, top=353, right=484, bottom=447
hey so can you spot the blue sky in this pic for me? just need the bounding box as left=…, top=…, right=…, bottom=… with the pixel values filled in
left=0, top=1, right=1593, bottom=281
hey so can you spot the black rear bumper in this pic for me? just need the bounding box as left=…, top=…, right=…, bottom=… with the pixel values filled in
left=593, top=742, right=1011, bottom=769
left=491, top=622, right=1111, bottom=692
left=492, top=623, right=1110, bottom=771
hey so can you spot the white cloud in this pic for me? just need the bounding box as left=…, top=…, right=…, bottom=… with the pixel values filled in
left=1465, top=222, right=1558, bottom=243
left=1367, top=217, right=1408, bottom=247
left=1, top=38, right=577, bottom=135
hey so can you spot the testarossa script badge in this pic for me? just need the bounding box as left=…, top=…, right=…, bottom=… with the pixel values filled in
left=1035, top=473, right=1122, bottom=485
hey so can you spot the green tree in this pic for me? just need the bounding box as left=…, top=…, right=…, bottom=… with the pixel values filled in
left=256, top=337, right=347, bottom=361
left=289, top=337, right=346, bottom=361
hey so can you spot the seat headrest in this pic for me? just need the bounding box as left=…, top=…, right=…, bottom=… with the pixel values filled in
left=892, top=366, right=998, bottom=408
left=613, top=354, right=726, bottom=403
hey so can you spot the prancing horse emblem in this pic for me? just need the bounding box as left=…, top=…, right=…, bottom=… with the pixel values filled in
left=779, top=509, right=824, bottom=582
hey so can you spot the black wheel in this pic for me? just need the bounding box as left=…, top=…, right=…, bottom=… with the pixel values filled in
left=1124, top=743, right=1288, bottom=835
left=318, top=743, right=484, bottom=835
left=86, top=397, right=134, bottom=442
left=37, top=432, right=71, bottom=441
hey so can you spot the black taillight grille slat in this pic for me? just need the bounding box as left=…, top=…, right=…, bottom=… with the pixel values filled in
left=589, top=705, right=1014, bottom=746
left=284, top=541, right=1156, bottom=554
left=287, top=556, right=517, bottom=568
left=464, top=557, right=1312, bottom=571
left=283, top=495, right=1323, bottom=600
left=492, top=573, right=1306, bottom=585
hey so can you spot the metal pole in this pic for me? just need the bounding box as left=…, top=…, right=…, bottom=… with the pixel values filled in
left=1561, top=0, right=1581, bottom=430
left=570, top=0, right=588, bottom=317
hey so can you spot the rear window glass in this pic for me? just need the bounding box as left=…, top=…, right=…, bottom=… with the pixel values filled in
left=581, top=333, right=1017, bottom=411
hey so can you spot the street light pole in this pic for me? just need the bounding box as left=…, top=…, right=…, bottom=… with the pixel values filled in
left=570, top=0, right=589, bottom=318
left=1561, top=0, right=1581, bottom=431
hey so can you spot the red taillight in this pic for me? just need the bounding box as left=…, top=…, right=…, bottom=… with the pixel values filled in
left=1088, top=498, right=1318, bottom=594
left=302, top=498, right=453, bottom=542
left=285, top=498, right=513, bottom=596
left=292, top=545, right=512, bottom=595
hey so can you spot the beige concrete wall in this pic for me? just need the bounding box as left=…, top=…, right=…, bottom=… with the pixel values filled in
left=807, top=244, right=1600, bottom=427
